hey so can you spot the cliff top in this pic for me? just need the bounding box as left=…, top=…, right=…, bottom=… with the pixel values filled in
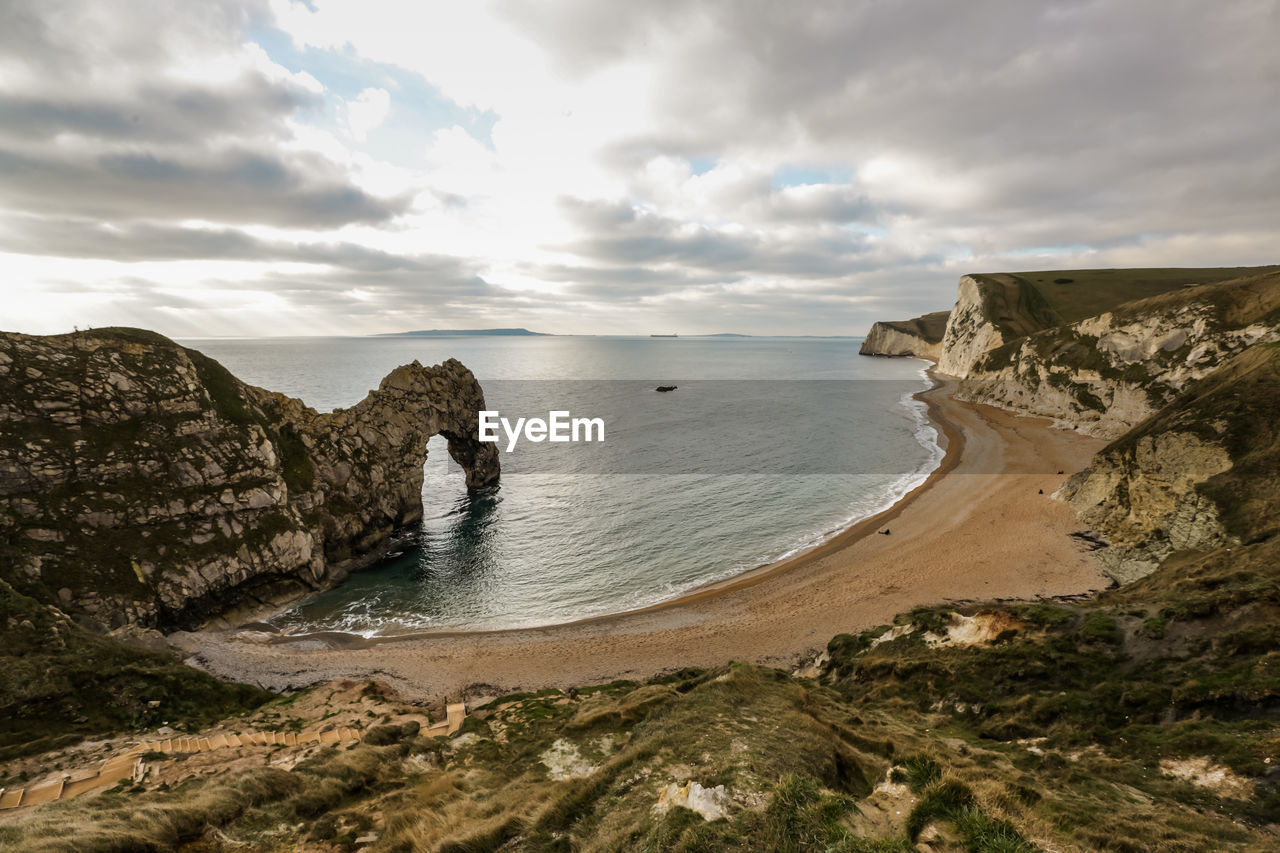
left=974, top=264, right=1280, bottom=327
left=873, top=309, right=951, bottom=343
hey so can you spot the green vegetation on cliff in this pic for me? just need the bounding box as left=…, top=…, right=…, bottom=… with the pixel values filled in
left=876, top=310, right=951, bottom=343
left=989, top=266, right=1280, bottom=326
left=965, top=273, right=1065, bottom=340
left=958, top=267, right=1280, bottom=440
left=0, top=580, right=269, bottom=763
left=6, top=544, right=1278, bottom=852
left=1104, top=343, right=1280, bottom=544
left=0, top=326, right=499, bottom=632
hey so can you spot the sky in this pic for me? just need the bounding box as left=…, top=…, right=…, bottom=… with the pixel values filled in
left=1, top=0, right=1277, bottom=337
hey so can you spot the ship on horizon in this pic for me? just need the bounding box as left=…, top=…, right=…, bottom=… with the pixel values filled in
left=649, top=333, right=678, bottom=338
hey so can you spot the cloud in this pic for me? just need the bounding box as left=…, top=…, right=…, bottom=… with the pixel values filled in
left=0, top=216, right=467, bottom=271
left=0, top=0, right=405, bottom=229
left=4, top=0, right=1279, bottom=337
left=0, top=74, right=317, bottom=145
left=556, top=197, right=909, bottom=281
left=343, top=87, right=391, bottom=142
left=0, top=146, right=407, bottom=227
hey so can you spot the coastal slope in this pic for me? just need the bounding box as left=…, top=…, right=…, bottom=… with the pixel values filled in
left=0, top=328, right=499, bottom=631
left=933, top=265, right=1280, bottom=381
left=1058, top=342, right=1280, bottom=582
left=959, top=269, right=1280, bottom=437
left=859, top=310, right=950, bottom=359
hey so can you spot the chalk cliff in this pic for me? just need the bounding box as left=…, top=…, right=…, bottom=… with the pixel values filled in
left=956, top=271, right=1280, bottom=438
left=936, top=274, right=1063, bottom=377
left=1056, top=344, right=1280, bottom=583
left=858, top=310, right=950, bottom=360
left=865, top=265, right=1280, bottom=585
left=0, top=328, right=499, bottom=630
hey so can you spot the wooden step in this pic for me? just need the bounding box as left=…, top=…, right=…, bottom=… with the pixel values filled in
left=17, top=780, right=61, bottom=806
left=446, top=703, right=467, bottom=734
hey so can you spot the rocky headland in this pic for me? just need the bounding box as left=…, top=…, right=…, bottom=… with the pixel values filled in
left=857, top=309, right=950, bottom=360
left=0, top=327, right=499, bottom=632
left=863, top=264, right=1280, bottom=586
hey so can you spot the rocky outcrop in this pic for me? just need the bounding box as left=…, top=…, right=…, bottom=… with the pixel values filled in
left=861, top=265, right=1280, bottom=586
left=936, top=274, right=1062, bottom=378
left=859, top=310, right=950, bottom=360
left=957, top=271, right=1280, bottom=437
left=0, top=327, right=499, bottom=630
left=1056, top=344, right=1280, bottom=583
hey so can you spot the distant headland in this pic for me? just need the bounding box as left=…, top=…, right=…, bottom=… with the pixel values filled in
left=376, top=328, right=551, bottom=337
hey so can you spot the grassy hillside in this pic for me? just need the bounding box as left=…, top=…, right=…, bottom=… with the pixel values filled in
left=994, top=265, right=1280, bottom=326
left=0, top=581, right=270, bottom=763
left=1101, top=342, right=1280, bottom=544
left=969, top=267, right=1280, bottom=402
left=967, top=273, right=1065, bottom=340
left=878, top=310, right=951, bottom=343
left=4, top=554, right=1277, bottom=852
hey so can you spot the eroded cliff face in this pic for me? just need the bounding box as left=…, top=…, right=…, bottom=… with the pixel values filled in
left=935, top=274, right=1064, bottom=378
left=937, top=276, right=1008, bottom=377
left=0, top=328, right=499, bottom=630
left=863, top=266, right=1280, bottom=587
left=957, top=272, right=1280, bottom=438
left=858, top=310, right=950, bottom=360
left=1056, top=432, right=1234, bottom=583
left=1056, top=345, right=1280, bottom=583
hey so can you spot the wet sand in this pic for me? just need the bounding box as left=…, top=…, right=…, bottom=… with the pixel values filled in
left=171, top=378, right=1112, bottom=702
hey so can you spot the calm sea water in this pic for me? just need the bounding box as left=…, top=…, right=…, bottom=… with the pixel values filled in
left=180, top=336, right=940, bottom=635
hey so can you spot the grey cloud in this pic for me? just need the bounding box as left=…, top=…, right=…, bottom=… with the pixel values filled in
left=0, top=0, right=268, bottom=81
left=518, top=0, right=1280, bottom=290
left=765, top=186, right=875, bottom=224
left=556, top=200, right=893, bottom=280
left=37, top=263, right=518, bottom=335
left=523, top=260, right=743, bottom=299
left=0, top=146, right=407, bottom=227
left=10, top=0, right=1280, bottom=336
left=0, top=0, right=403, bottom=230
left=557, top=197, right=638, bottom=229
left=0, top=216, right=465, bottom=272
left=0, top=75, right=318, bottom=145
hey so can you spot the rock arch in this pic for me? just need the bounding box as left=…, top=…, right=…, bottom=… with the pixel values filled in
left=0, top=329, right=499, bottom=629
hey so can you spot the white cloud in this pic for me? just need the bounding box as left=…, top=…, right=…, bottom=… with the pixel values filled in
left=343, top=86, right=390, bottom=142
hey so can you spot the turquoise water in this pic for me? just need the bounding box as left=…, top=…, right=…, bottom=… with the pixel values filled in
left=181, top=336, right=940, bottom=634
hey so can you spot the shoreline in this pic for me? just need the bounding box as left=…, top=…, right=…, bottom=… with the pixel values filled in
left=171, top=379, right=1111, bottom=702
left=264, top=366, right=961, bottom=647
left=202, top=365, right=947, bottom=638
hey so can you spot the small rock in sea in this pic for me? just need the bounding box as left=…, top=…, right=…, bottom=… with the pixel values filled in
left=655, top=385, right=677, bottom=392
left=1038, top=489, right=1044, bottom=494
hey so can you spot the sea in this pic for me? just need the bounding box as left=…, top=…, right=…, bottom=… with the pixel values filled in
left=179, top=335, right=941, bottom=636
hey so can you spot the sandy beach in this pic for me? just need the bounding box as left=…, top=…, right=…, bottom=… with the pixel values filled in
left=172, top=377, right=1112, bottom=703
